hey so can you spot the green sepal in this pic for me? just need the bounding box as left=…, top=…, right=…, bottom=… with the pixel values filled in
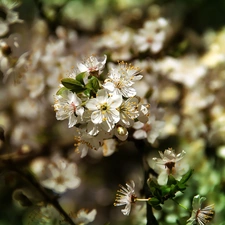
left=83, top=89, right=91, bottom=97
left=169, top=184, right=178, bottom=197
left=148, top=197, right=161, bottom=206
left=56, top=87, right=67, bottom=95
left=85, top=76, right=100, bottom=93
left=179, top=169, right=193, bottom=184
left=167, top=174, right=177, bottom=185
left=75, top=72, right=86, bottom=85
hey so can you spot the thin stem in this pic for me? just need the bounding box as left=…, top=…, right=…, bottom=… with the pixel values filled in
left=172, top=198, right=191, bottom=212
left=11, top=167, right=77, bottom=225
left=136, top=198, right=151, bottom=202
left=134, top=139, right=159, bottom=225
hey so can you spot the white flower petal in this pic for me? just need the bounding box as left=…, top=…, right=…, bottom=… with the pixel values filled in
left=103, top=82, right=115, bottom=92
left=68, top=114, right=77, bottom=128
left=108, top=94, right=123, bottom=108
left=133, top=129, right=147, bottom=139
left=86, top=98, right=99, bottom=111
left=91, top=111, right=103, bottom=124
left=157, top=170, right=168, bottom=185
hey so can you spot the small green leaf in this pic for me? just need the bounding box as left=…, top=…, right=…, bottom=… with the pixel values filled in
left=61, top=78, right=84, bottom=89
left=76, top=72, right=86, bottom=85
left=85, top=76, right=100, bottom=93
left=177, top=182, right=186, bottom=191
left=56, top=87, right=67, bottom=95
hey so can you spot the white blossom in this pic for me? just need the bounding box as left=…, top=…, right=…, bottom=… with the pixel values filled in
left=114, top=180, right=137, bottom=216
left=154, top=56, right=207, bottom=88
left=86, top=89, right=122, bottom=132
left=119, top=97, right=140, bottom=127
left=133, top=115, right=164, bottom=144
left=103, top=62, right=143, bottom=98
left=54, top=89, right=84, bottom=128
left=152, top=148, right=189, bottom=185
left=40, top=158, right=80, bottom=193
left=134, top=18, right=169, bottom=53
left=187, top=195, right=214, bottom=225
left=77, top=54, right=107, bottom=76
left=71, top=209, right=97, bottom=225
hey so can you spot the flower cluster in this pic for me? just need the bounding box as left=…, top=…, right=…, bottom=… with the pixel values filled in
left=54, top=55, right=150, bottom=157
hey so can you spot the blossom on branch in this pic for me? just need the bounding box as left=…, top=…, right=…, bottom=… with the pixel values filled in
left=54, top=89, right=84, bottom=128
left=114, top=180, right=137, bottom=216
left=77, top=54, right=107, bottom=76
left=103, top=62, right=143, bottom=98
left=40, top=158, right=81, bottom=194
left=152, top=148, right=189, bottom=185
left=187, top=195, right=214, bottom=225
left=134, top=17, right=169, bottom=54
left=86, top=89, right=122, bottom=132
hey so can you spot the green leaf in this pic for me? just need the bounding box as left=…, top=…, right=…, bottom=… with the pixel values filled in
left=85, top=76, right=100, bottom=93
left=61, top=78, right=86, bottom=93
left=179, top=170, right=193, bottom=184
left=76, top=72, right=86, bottom=85
left=72, top=86, right=87, bottom=93
left=177, top=182, right=186, bottom=191
left=56, top=87, right=67, bottom=95
left=61, top=78, right=84, bottom=89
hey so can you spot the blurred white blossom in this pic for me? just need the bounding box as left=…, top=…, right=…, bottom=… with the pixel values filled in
left=134, top=18, right=169, bottom=53
left=40, top=158, right=80, bottom=193
left=152, top=148, right=189, bottom=185
left=71, top=209, right=97, bottom=225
